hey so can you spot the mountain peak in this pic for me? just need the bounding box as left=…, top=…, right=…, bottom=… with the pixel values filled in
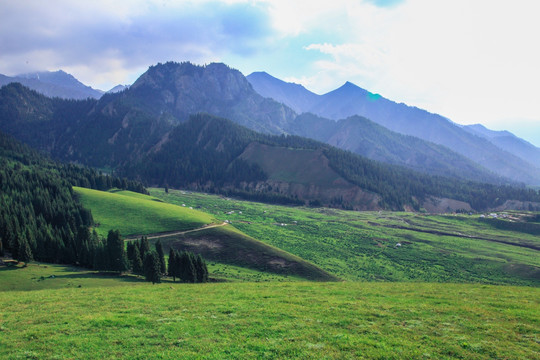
left=122, top=61, right=296, bottom=134
left=334, top=81, right=367, bottom=94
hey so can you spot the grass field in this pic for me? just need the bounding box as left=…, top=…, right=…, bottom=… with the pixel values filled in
left=2, top=188, right=539, bottom=359
left=75, top=187, right=335, bottom=281
left=0, top=264, right=538, bottom=359
left=144, top=225, right=338, bottom=281
left=150, top=189, right=540, bottom=286
left=74, top=187, right=216, bottom=237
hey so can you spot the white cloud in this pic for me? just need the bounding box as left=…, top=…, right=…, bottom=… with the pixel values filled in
left=0, top=0, right=538, bottom=144
left=277, top=0, right=540, bottom=144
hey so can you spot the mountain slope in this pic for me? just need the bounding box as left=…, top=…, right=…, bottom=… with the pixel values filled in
left=122, top=113, right=540, bottom=211
left=0, top=83, right=173, bottom=167
left=464, top=124, right=540, bottom=169
left=0, top=70, right=103, bottom=99
left=248, top=72, right=540, bottom=185
left=247, top=71, right=319, bottom=113
left=289, top=113, right=500, bottom=183
left=2, top=71, right=539, bottom=212
left=126, top=62, right=296, bottom=134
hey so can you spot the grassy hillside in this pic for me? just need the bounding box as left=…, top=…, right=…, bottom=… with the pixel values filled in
left=75, top=187, right=335, bottom=281
left=151, top=189, right=540, bottom=286
left=145, top=225, right=337, bottom=281
left=74, top=187, right=216, bottom=237
left=0, top=268, right=538, bottom=359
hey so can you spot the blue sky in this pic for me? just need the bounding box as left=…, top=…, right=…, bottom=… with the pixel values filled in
left=1, top=0, right=539, bottom=146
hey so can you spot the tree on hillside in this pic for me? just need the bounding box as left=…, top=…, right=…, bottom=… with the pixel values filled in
left=19, top=238, right=33, bottom=267
left=178, top=251, right=196, bottom=283
left=168, top=248, right=177, bottom=282
left=93, top=243, right=108, bottom=271
left=155, top=240, right=166, bottom=274
left=143, top=251, right=161, bottom=284
left=132, top=245, right=143, bottom=275
left=138, top=236, right=150, bottom=260
left=106, top=229, right=128, bottom=273
left=126, top=242, right=135, bottom=263
left=194, top=254, right=209, bottom=283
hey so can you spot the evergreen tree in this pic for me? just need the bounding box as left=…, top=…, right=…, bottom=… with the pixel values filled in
left=126, top=242, right=135, bottom=263
left=143, top=251, right=161, bottom=284
left=138, top=236, right=150, bottom=260
left=19, top=238, right=33, bottom=266
left=194, top=254, right=209, bottom=283
left=155, top=240, right=166, bottom=274
left=168, top=248, right=177, bottom=282
left=178, top=251, right=196, bottom=283
left=93, top=243, right=108, bottom=271
left=132, top=245, right=143, bottom=275
left=106, top=229, right=128, bottom=273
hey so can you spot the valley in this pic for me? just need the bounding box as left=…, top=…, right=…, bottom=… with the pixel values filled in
left=1, top=61, right=539, bottom=360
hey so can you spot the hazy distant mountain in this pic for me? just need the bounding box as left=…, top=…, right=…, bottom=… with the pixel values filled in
left=247, top=72, right=319, bottom=113
left=248, top=72, right=540, bottom=185
left=463, top=124, right=540, bottom=169
left=289, top=113, right=499, bottom=183
left=2, top=79, right=539, bottom=212
left=106, top=84, right=129, bottom=93
left=0, top=62, right=522, bottom=184
left=0, top=70, right=103, bottom=99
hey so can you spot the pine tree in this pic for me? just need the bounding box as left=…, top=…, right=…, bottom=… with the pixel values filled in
left=106, top=229, right=128, bottom=273
left=93, top=243, right=108, bottom=271
left=19, top=238, right=33, bottom=267
left=178, top=251, right=196, bottom=283
left=132, top=245, right=143, bottom=275
left=168, top=248, right=177, bottom=282
left=155, top=240, right=166, bottom=274
left=194, top=254, right=209, bottom=283
left=143, top=251, right=161, bottom=284
left=138, top=236, right=150, bottom=259
left=126, top=242, right=135, bottom=263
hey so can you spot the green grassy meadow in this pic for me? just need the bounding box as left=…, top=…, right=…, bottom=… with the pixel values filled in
left=2, top=187, right=539, bottom=359
left=0, top=265, right=538, bottom=360
left=150, top=189, right=540, bottom=285
left=74, top=187, right=216, bottom=237
left=75, top=187, right=335, bottom=281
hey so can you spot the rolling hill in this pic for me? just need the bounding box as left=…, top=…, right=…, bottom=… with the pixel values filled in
left=74, top=187, right=337, bottom=281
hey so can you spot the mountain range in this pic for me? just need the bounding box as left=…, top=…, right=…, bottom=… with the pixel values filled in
left=1, top=61, right=539, bottom=212
left=0, top=70, right=104, bottom=100
left=247, top=72, right=540, bottom=185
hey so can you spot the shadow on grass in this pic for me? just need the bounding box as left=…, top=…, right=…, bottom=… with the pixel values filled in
left=40, top=272, right=146, bottom=283
left=1, top=262, right=146, bottom=284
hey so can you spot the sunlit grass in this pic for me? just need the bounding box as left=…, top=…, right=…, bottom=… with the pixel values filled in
left=75, top=187, right=216, bottom=237
left=1, top=277, right=538, bottom=359
left=150, top=188, right=540, bottom=285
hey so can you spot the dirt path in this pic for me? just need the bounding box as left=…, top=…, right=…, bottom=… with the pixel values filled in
left=124, top=222, right=228, bottom=241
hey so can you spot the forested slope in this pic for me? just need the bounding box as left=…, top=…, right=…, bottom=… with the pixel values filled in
left=0, top=131, right=146, bottom=265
